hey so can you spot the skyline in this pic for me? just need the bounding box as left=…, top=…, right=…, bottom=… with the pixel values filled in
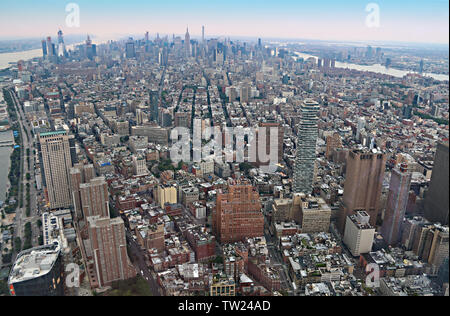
left=0, top=0, right=448, bottom=45
left=1, top=1, right=449, bottom=299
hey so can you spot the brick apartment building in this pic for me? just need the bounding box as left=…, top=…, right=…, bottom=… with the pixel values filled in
left=213, top=184, right=264, bottom=243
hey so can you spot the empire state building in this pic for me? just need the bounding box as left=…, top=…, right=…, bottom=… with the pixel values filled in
left=185, top=27, right=191, bottom=57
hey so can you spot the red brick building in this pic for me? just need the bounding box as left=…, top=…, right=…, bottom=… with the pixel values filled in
left=184, top=227, right=216, bottom=262
left=213, top=184, right=264, bottom=243
left=247, top=257, right=281, bottom=293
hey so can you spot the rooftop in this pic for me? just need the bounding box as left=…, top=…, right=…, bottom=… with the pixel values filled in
left=8, top=244, right=60, bottom=284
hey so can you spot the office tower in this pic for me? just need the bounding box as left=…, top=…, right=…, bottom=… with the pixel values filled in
left=185, top=27, right=191, bottom=57
left=149, top=89, right=159, bottom=122
left=38, top=131, right=73, bottom=209
left=343, top=211, right=375, bottom=257
left=114, top=120, right=130, bottom=136
left=82, top=164, right=95, bottom=182
left=145, top=31, right=149, bottom=43
left=401, top=216, right=426, bottom=250
left=213, top=184, right=264, bottom=243
left=424, top=142, right=449, bottom=225
left=427, top=228, right=449, bottom=270
left=419, top=59, right=424, bottom=73
left=381, top=164, right=412, bottom=245
left=412, top=224, right=449, bottom=271
left=57, top=29, right=66, bottom=57
left=227, top=86, right=237, bottom=102
left=41, top=39, right=47, bottom=58
left=375, top=47, right=382, bottom=58
left=338, top=148, right=387, bottom=233
left=317, top=58, right=323, bottom=68
left=294, top=194, right=331, bottom=233
left=431, top=104, right=440, bottom=117
left=437, top=257, right=449, bottom=287
left=85, top=35, right=93, bottom=60
left=70, top=167, right=83, bottom=219
left=79, top=177, right=110, bottom=219
left=8, top=244, right=64, bottom=296
left=240, top=84, right=250, bottom=103
left=136, top=108, right=146, bottom=125
left=366, top=45, right=373, bottom=59
left=87, top=216, right=136, bottom=288
left=356, top=117, right=365, bottom=141
left=46, top=37, right=53, bottom=56
left=202, top=26, right=205, bottom=45
left=132, top=155, right=149, bottom=176
left=160, top=109, right=172, bottom=128
left=292, top=99, right=320, bottom=194
left=413, top=93, right=422, bottom=107
left=125, top=37, right=136, bottom=59
left=402, top=104, right=413, bottom=119
left=326, top=132, right=343, bottom=160
left=257, top=122, right=284, bottom=166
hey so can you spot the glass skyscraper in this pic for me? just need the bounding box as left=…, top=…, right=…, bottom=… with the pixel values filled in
left=292, top=99, right=319, bottom=194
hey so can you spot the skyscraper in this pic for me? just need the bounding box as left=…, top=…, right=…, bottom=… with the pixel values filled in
left=46, top=37, right=53, bottom=56
left=150, top=89, right=159, bottom=122
left=125, top=37, right=136, bottom=59
left=41, top=39, right=47, bottom=58
left=257, top=122, right=284, bottom=166
left=202, top=26, right=205, bottom=45
left=79, top=177, right=110, bottom=219
left=240, top=84, right=250, bottom=103
left=70, top=167, right=83, bottom=219
left=38, top=131, right=74, bottom=209
left=87, top=216, right=136, bottom=288
left=292, top=99, right=319, bottom=194
left=85, top=35, right=95, bottom=60
left=185, top=27, right=191, bottom=57
left=343, top=211, right=376, bottom=256
left=424, top=142, right=449, bottom=225
left=356, top=117, right=365, bottom=141
left=381, top=163, right=412, bottom=246
left=57, top=29, right=66, bottom=57
left=338, top=148, right=387, bottom=233
left=213, top=183, right=264, bottom=243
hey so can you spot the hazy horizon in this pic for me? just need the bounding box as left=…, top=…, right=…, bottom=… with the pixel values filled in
left=0, top=0, right=448, bottom=46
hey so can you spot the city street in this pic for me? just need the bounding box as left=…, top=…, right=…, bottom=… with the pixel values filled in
left=125, top=229, right=162, bottom=296
left=8, top=88, right=40, bottom=257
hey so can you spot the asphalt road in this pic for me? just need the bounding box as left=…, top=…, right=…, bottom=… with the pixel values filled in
left=125, top=229, right=162, bottom=296
left=9, top=88, right=40, bottom=257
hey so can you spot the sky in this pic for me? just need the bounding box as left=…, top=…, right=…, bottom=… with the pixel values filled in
left=0, top=0, right=448, bottom=45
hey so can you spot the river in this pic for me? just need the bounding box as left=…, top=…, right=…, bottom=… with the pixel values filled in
left=0, top=36, right=119, bottom=70
left=295, top=52, right=449, bottom=82
left=0, top=130, right=13, bottom=204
